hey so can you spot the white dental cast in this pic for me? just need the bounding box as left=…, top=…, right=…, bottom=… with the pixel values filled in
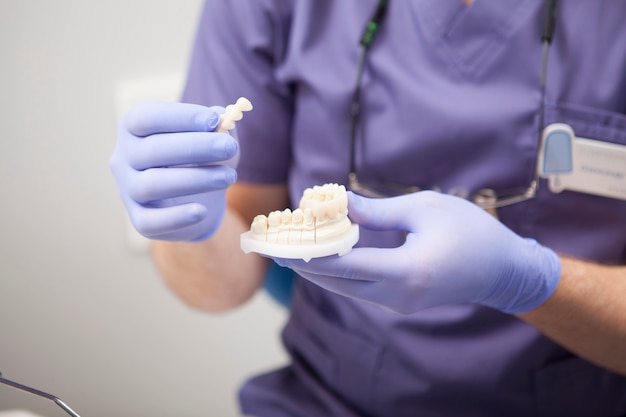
left=217, top=97, right=253, bottom=133
left=251, top=183, right=351, bottom=244
left=240, top=183, right=359, bottom=262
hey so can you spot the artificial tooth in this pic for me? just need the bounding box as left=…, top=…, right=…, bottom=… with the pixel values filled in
left=253, top=214, right=267, bottom=223
left=303, top=208, right=315, bottom=227
left=287, top=209, right=303, bottom=244
left=315, top=189, right=326, bottom=201
left=265, top=211, right=281, bottom=243
left=277, top=209, right=292, bottom=244
left=235, top=97, right=253, bottom=111
left=281, top=208, right=292, bottom=223
left=336, top=193, right=348, bottom=214
left=224, top=105, right=241, bottom=118
left=292, top=208, right=304, bottom=224
left=313, top=204, right=326, bottom=221
left=302, top=208, right=316, bottom=244
left=303, top=188, right=314, bottom=201
left=325, top=200, right=339, bottom=218
left=251, top=215, right=268, bottom=237
left=268, top=211, right=282, bottom=228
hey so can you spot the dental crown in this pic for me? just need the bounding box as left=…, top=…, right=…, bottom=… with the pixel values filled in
left=217, top=97, right=253, bottom=132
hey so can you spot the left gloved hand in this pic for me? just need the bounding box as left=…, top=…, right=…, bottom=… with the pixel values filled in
left=272, top=191, right=561, bottom=314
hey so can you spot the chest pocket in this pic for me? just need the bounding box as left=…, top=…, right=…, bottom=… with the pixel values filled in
left=505, top=101, right=626, bottom=264
left=546, top=102, right=626, bottom=260
left=545, top=103, right=626, bottom=145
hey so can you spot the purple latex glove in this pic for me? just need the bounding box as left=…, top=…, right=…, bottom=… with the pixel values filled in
left=272, top=191, right=561, bottom=314
left=109, top=101, right=239, bottom=242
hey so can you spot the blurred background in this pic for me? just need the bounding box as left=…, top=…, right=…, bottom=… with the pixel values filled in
left=0, top=1, right=288, bottom=416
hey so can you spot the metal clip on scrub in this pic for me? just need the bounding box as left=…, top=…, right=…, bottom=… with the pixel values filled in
left=240, top=183, right=360, bottom=262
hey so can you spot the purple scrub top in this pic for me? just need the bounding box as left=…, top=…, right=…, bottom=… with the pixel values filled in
left=183, top=1, right=626, bottom=416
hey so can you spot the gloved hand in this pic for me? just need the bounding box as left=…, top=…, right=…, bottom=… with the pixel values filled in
left=109, top=101, right=239, bottom=242
left=272, top=191, right=561, bottom=314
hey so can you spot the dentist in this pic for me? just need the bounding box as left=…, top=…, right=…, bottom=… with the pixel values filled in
left=110, top=1, right=626, bottom=416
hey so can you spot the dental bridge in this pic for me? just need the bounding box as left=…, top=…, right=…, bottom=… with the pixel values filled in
left=217, top=97, right=253, bottom=133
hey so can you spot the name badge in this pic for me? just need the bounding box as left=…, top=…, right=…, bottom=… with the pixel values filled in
left=538, top=123, right=626, bottom=201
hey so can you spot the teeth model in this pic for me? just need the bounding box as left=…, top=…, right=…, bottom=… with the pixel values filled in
left=217, top=97, right=253, bottom=132
left=240, top=183, right=359, bottom=262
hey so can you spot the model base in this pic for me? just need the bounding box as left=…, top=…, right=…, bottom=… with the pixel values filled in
left=240, top=224, right=359, bottom=262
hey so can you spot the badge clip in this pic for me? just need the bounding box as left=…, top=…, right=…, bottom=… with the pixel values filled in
left=538, top=123, right=626, bottom=200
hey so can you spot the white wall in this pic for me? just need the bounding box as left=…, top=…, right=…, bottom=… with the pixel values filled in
left=0, top=2, right=288, bottom=416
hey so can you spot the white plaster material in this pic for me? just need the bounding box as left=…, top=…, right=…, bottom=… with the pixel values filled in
left=217, top=97, right=253, bottom=132
left=240, top=183, right=360, bottom=262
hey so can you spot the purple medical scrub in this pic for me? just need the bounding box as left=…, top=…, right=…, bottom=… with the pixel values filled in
left=183, top=1, right=626, bottom=416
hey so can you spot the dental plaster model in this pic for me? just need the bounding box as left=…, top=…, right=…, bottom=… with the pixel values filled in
left=240, top=183, right=360, bottom=262
left=217, top=97, right=253, bottom=132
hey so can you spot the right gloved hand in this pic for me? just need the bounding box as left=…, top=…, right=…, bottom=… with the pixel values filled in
left=271, top=191, right=561, bottom=315
left=109, top=101, right=239, bottom=242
